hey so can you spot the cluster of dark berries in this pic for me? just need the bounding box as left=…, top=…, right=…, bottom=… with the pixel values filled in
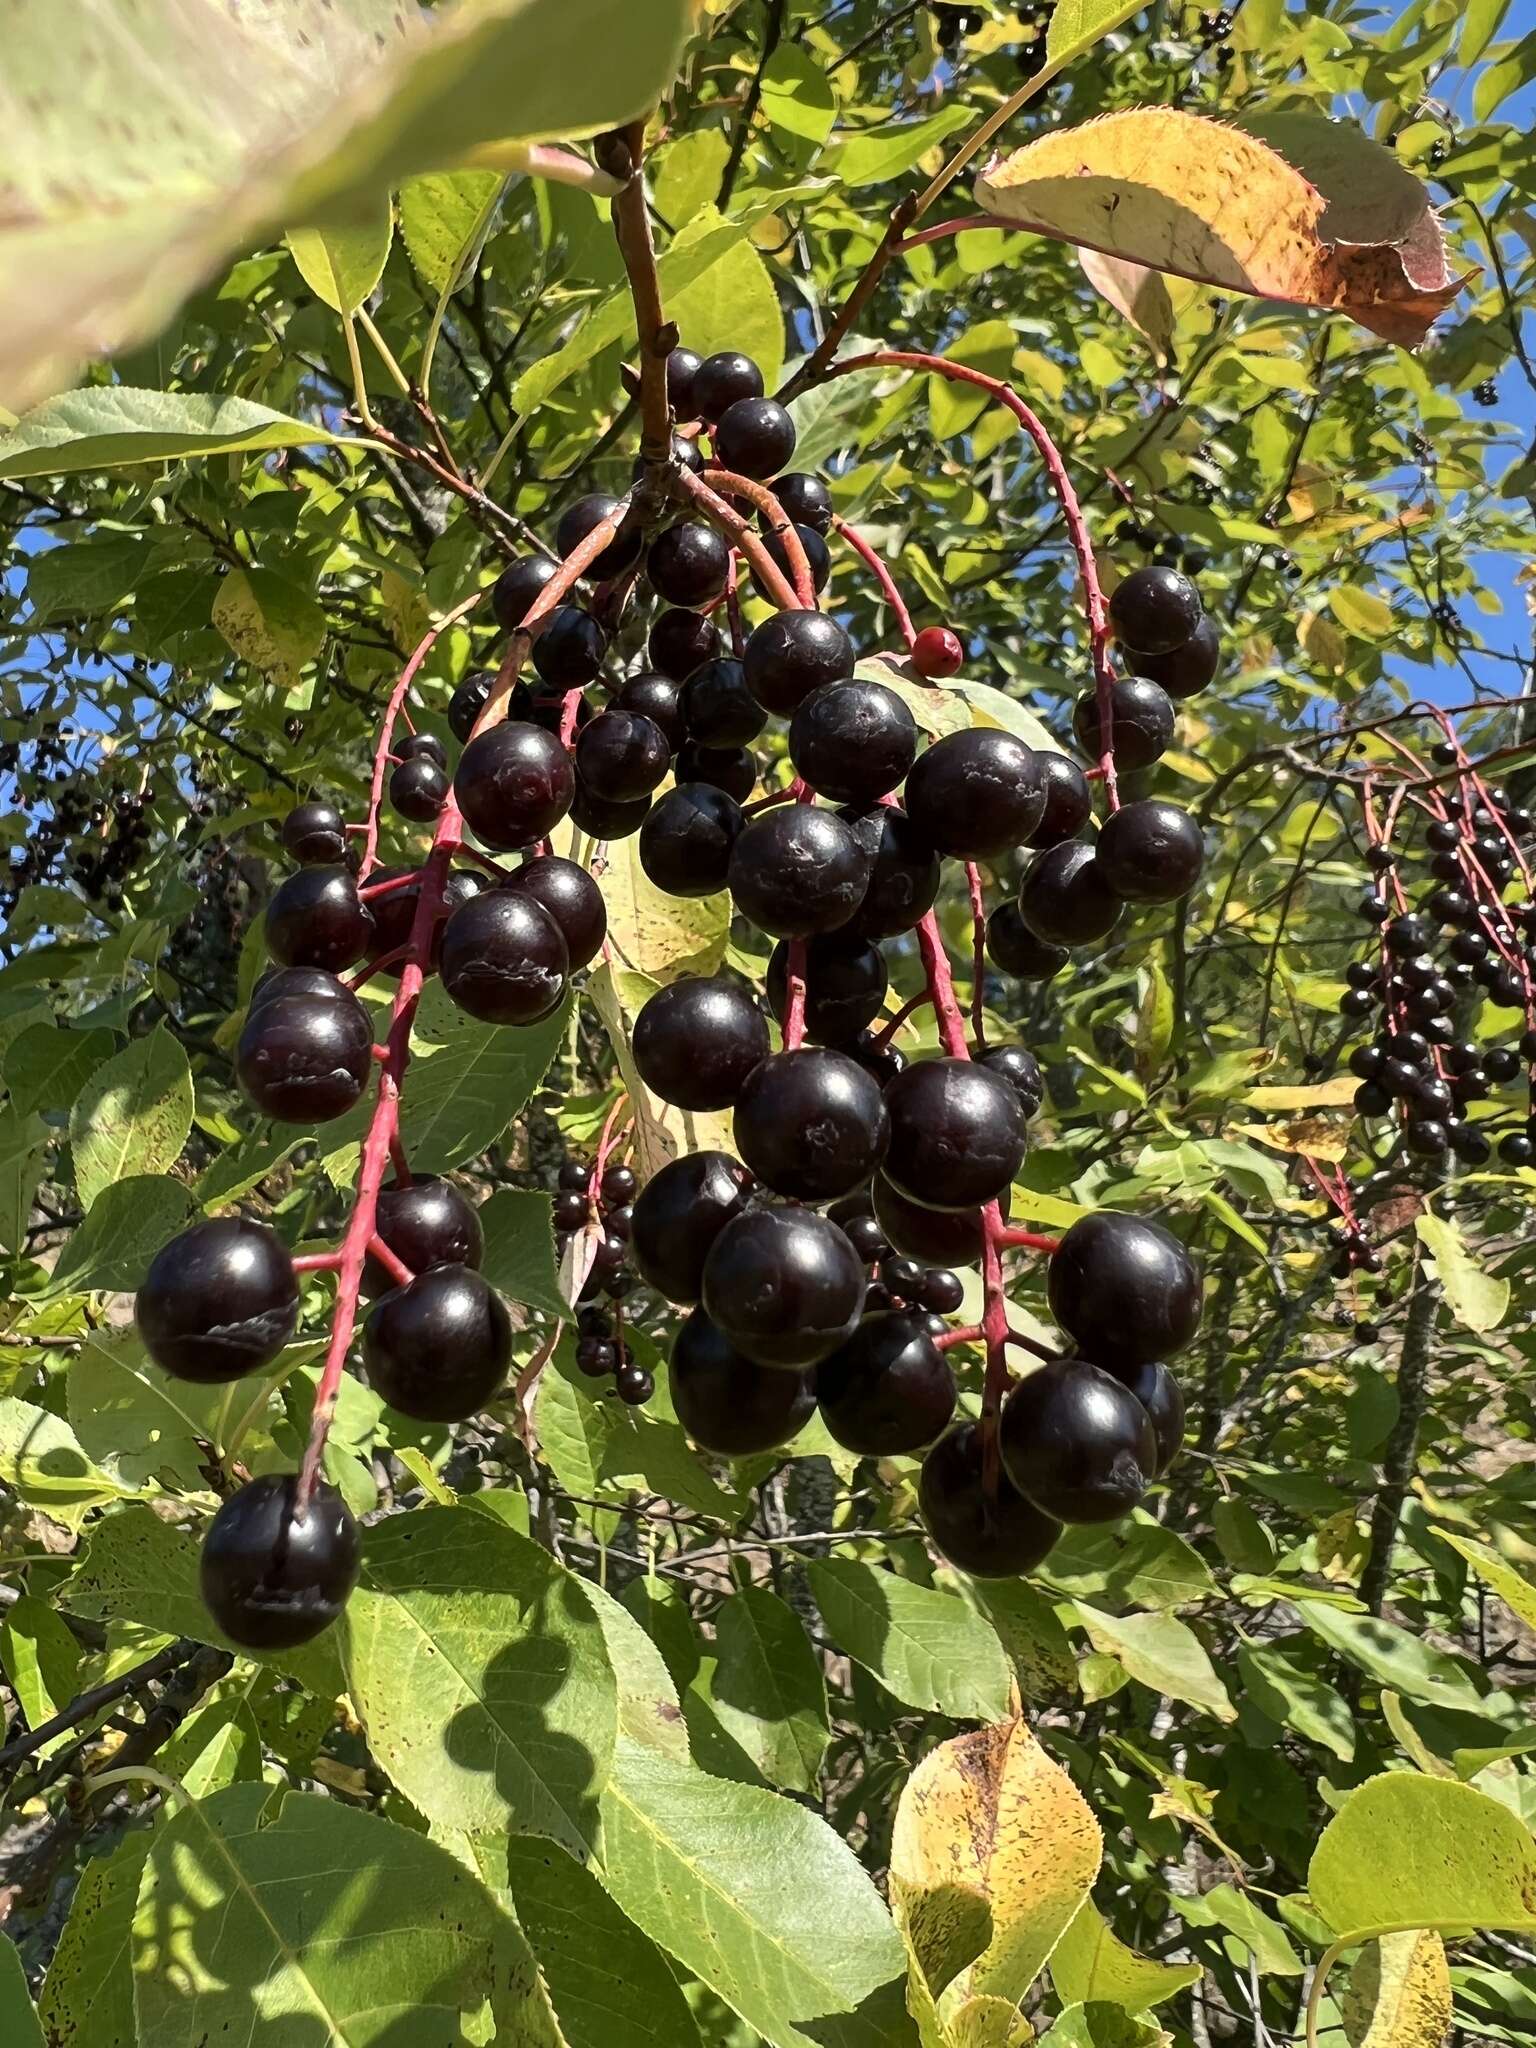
left=935, top=5, right=988, bottom=55
left=556, top=1156, right=647, bottom=1320
left=1474, top=379, right=1498, bottom=407
left=3, top=752, right=154, bottom=919
left=1343, top=782, right=1536, bottom=1175
left=574, top=1304, right=653, bottom=1407
left=1197, top=8, right=1234, bottom=47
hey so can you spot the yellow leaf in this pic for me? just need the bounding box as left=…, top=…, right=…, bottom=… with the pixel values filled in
left=1227, top=1116, right=1351, bottom=1161
left=889, top=1718, right=1101, bottom=2014
left=1341, top=1930, right=1452, bottom=2048
left=976, top=109, right=1460, bottom=344
left=945, top=1995, right=1035, bottom=2047
left=1244, top=1076, right=1360, bottom=1110
left=1079, top=247, right=1176, bottom=358
left=1299, top=610, right=1348, bottom=671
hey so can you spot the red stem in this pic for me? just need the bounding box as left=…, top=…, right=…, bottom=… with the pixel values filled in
left=870, top=986, right=934, bottom=1049
left=293, top=1251, right=343, bottom=1274
left=668, top=467, right=804, bottom=613
left=834, top=519, right=916, bottom=651
left=367, top=1234, right=415, bottom=1290
left=966, top=862, right=988, bottom=1047
left=701, top=468, right=815, bottom=609
left=823, top=351, right=1119, bottom=808
left=783, top=940, right=808, bottom=1051
left=359, top=590, right=485, bottom=882
left=898, top=215, right=998, bottom=251
left=996, top=1226, right=1063, bottom=1253
left=297, top=502, right=632, bottom=1507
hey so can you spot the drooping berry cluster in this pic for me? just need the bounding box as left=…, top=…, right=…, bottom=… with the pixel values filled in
left=139, top=337, right=1215, bottom=1647
left=1343, top=773, right=1536, bottom=1176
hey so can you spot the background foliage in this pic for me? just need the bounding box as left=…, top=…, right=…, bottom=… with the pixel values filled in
left=0, top=0, right=1534, bottom=2043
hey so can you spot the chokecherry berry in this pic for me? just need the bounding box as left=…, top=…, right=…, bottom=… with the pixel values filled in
left=670, top=1307, right=816, bottom=1454
left=237, top=989, right=373, bottom=1124
left=765, top=932, right=888, bottom=1045
left=682, top=658, right=766, bottom=749
left=1017, top=841, right=1122, bottom=948
left=911, top=626, right=964, bottom=679
left=531, top=606, right=607, bottom=688
left=976, top=1041, right=1043, bottom=1117
left=1127, top=612, right=1220, bottom=699
left=744, top=611, right=853, bottom=714
left=674, top=742, right=757, bottom=802
left=714, top=396, right=797, bottom=478
left=1108, top=564, right=1203, bottom=655
left=904, top=729, right=1046, bottom=859
left=919, top=1422, right=1061, bottom=1577
left=448, top=671, right=493, bottom=743
left=1048, top=1212, right=1202, bottom=1367
left=701, top=1207, right=865, bottom=1367
left=556, top=493, right=643, bottom=582
left=455, top=722, right=575, bottom=851
left=363, top=1266, right=511, bottom=1420
left=754, top=524, right=830, bottom=600
left=503, top=853, right=607, bottom=970
left=692, top=351, right=764, bottom=421
left=817, top=1312, right=956, bottom=1455
left=873, top=1173, right=997, bottom=1268
left=648, top=522, right=731, bottom=608
left=363, top=1176, right=484, bottom=1297
left=649, top=608, right=721, bottom=680
left=397, top=733, right=447, bottom=768
left=281, top=801, right=347, bottom=865
left=136, top=1217, right=298, bottom=1384
left=728, top=805, right=869, bottom=938
left=732, top=1048, right=890, bottom=1201
left=439, top=889, right=569, bottom=1024
left=1026, top=755, right=1093, bottom=850
left=986, top=902, right=1069, bottom=981
left=390, top=755, right=449, bottom=823
left=615, top=1363, right=654, bottom=1406
left=639, top=783, right=744, bottom=899
left=632, top=976, right=770, bottom=1110
left=788, top=681, right=917, bottom=808
left=1072, top=677, right=1175, bottom=771
left=492, top=556, right=559, bottom=632
left=770, top=472, right=833, bottom=534
left=1000, top=1358, right=1157, bottom=1523
left=1095, top=799, right=1205, bottom=904
left=884, top=1057, right=1027, bottom=1211
left=617, top=671, right=687, bottom=751
left=630, top=1150, right=755, bottom=1302
left=842, top=805, right=941, bottom=941
left=665, top=346, right=702, bottom=416
left=266, top=866, right=375, bottom=972
left=575, top=708, right=671, bottom=803
left=917, top=1266, right=965, bottom=1315
left=200, top=1473, right=359, bottom=1649
left=569, top=784, right=652, bottom=840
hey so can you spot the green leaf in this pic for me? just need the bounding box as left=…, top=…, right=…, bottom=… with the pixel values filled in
left=0, top=389, right=354, bottom=480
left=0, top=1396, right=131, bottom=1525
left=211, top=566, right=327, bottom=689
left=0, top=1594, right=81, bottom=1745
left=596, top=1737, right=906, bottom=2048
left=581, top=1578, right=690, bottom=1761
left=653, top=131, right=731, bottom=227
left=66, top=1327, right=286, bottom=1494
left=478, top=1187, right=567, bottom=1319
left=1341, top=1930, right=1452, bottom=2048
left=0, top=0, right=694, bottom=415
left=398, top=170, right=504, bottom=294
left=132, top=1783, right=554, bottom=2043
left=38, top=1174, right=192, bottom=1299
left=0, top=1931, right=42, bottom=2048
left=1181, top=1882, right=1301, bottom=1974
left=1415, top=1212, right=1507, bottom=1332
left=835, top=106, right=974, bottom=188
left=1045, top=0, right=1144, bottom=66
left=1437, top=1533, right=1536, bottom=1632
left=928, top=319, right=1016, bottom=440
left=705, top=1586, right=829, bottom=1793
left=1295, top=1601, right=1482, bottom=1710
left=969, top=1576, right=1079, bottom=1703
left=808, top=1557, right=1011, bottom=1721
left=343, top=1504, right=616, bottom=1854
left=62, top=1502, right=344, bottom=1694
left=1041, top=1520, right=1215, bottom=1612
left=1073, top=1604, right=1235, bottom=1721
left=68, top=1025, right=193, bottom=1211
left=1460, top=0, right=1513, bottom=67
left=38, top=1835, right=149, bottom=2048
left=669, top=232, right=786, bottom=395
left=0, top=1108, right=50, bottom=1257
left=1134, top=957, right=1175, bottom=1081
left=1211, top=1498, right=1277, bottom=1573
left=399, top=980, right=572, bottom=1174
left=1050, top=1901, right=1202, bottom=2010
left=1237, top=1641, right=1356, bottom=1761
left=2, top=1023, right=114, bottom=1118
left=762, top=44, right=837, bottom=148
left=1328, top=585, right=1394, bottom=639
left=1309, top=1774, right=1536, bottom=1940
left=1041, top=2002, right=1168, bottom=2047
left=287, top=200, right=394, bottom=315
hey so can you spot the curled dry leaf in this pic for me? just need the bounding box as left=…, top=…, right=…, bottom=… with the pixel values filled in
left=975, top=108, right=1463, bottom=346
left=1077, top=247, right=1175, bottom=360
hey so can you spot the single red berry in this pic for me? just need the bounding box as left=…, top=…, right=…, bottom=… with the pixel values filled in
left=911, top=626, right=964, bottom=679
